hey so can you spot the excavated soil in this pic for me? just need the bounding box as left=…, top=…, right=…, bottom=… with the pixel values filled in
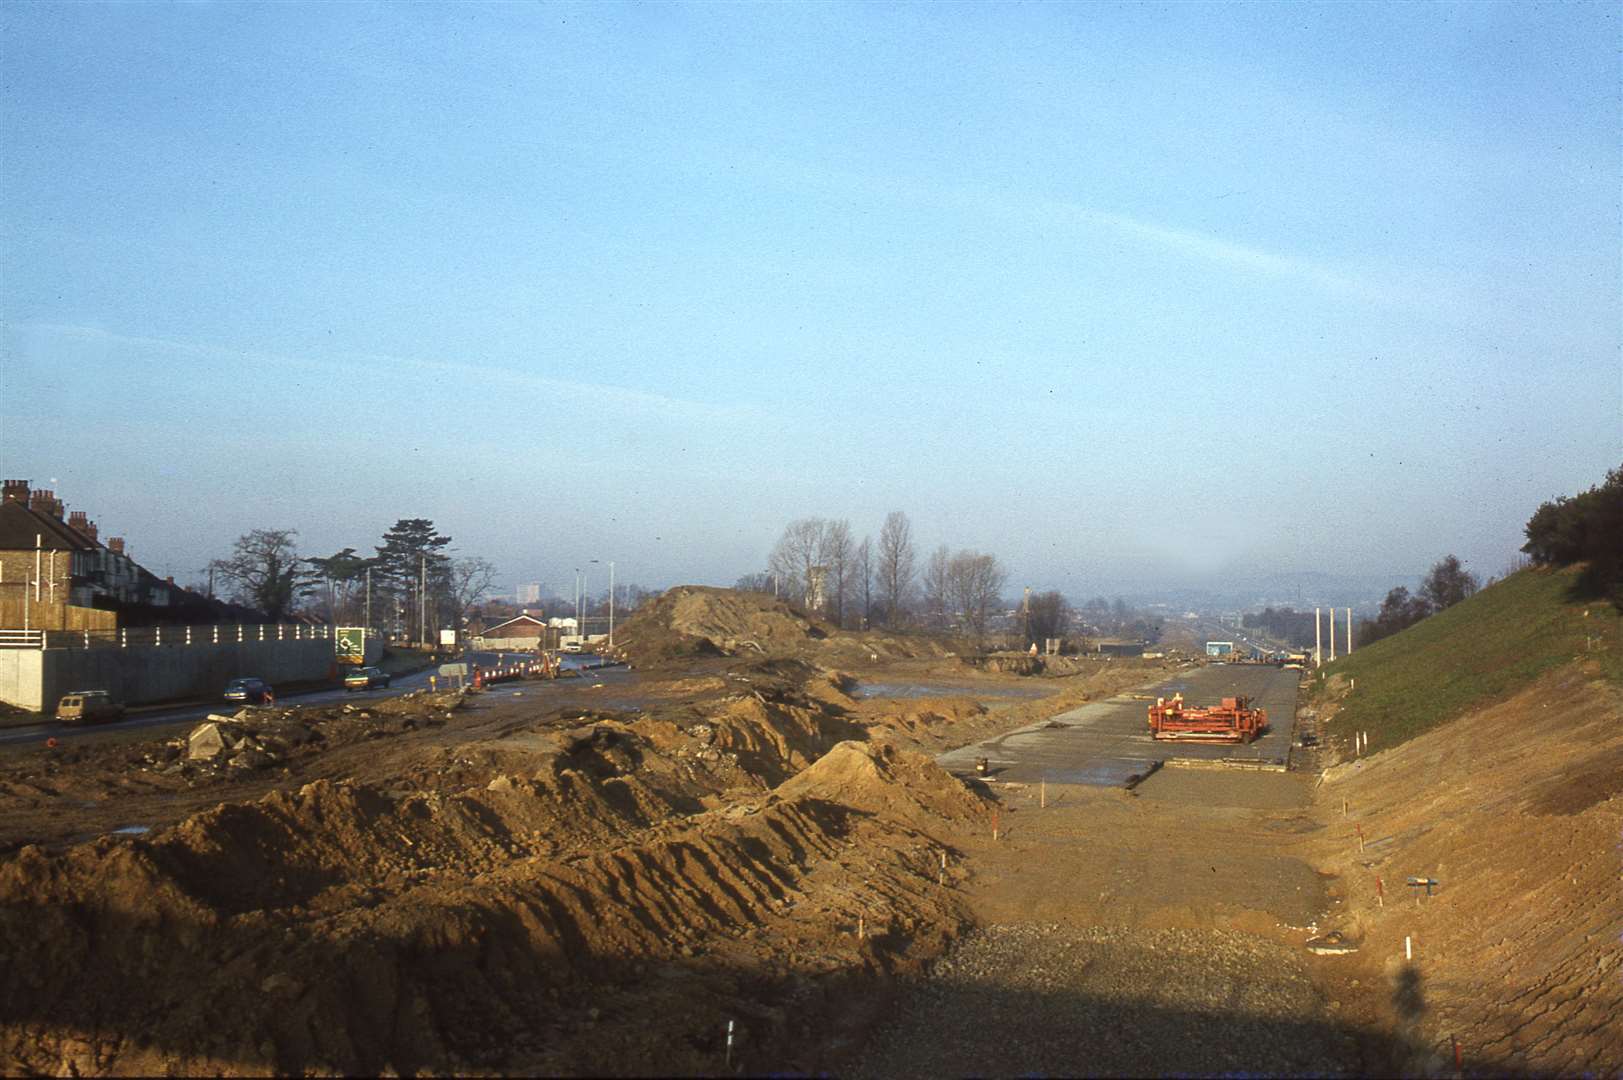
left=0, top=653, right=1075, bottom=1077
left=610, top=586, right=951, bottom=669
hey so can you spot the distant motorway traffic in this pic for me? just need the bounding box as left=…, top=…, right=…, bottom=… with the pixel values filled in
left=0, top=651, right=618, bottom=748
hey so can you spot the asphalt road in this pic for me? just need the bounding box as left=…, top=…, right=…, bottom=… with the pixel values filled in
left=0, top=650, right=619, bottom=748
left=938, top=663, right=1301, bottom=786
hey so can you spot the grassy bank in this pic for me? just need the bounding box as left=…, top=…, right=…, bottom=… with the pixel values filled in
left=1317, top=565, right=1622, bottom=750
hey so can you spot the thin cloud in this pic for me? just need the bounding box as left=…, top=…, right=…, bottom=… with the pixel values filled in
left=731, top=151, right=1414, bottom=309
left=1052, top=201, right=1405, bottom=306
left=11, top=322, right=748, bottom=422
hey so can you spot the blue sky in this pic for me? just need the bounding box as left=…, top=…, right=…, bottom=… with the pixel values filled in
left=3, top=1, right=1618, bottom=603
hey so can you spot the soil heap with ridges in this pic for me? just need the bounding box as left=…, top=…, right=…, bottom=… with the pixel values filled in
left=0, top=663, right=991, bottom=1076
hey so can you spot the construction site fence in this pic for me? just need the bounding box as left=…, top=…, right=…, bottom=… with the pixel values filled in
left=0, top=623, right=336, bottom=651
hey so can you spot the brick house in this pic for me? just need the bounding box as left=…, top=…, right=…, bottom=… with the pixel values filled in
left=473, top=612, right=551, bottom=649
left=0, top=480, right=253, bottom=627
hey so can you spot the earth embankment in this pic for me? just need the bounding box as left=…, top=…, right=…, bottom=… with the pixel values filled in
left=1314, top=666, right=1622, bottom=1076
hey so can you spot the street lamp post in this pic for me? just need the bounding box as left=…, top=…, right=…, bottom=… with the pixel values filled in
left=591, top=559, right=615, bottom=649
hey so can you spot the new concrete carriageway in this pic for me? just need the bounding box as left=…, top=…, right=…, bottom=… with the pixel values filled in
left=939, top=664, right=1300, bottom=786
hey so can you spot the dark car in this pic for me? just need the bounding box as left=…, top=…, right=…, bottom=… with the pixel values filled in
left=343, top=666, right=391, bottom=692
left=223, top=677, right=273, bottom=705
left=56, top=690, right=126, bottom=724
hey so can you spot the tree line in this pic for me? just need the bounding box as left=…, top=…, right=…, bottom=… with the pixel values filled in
left=208, top=519, right=495, bottom=641
left=742, top=512, right=1168, bottom=648
left=1522, top=463, right=1623, bottom=609
left=1350, top=464, right=1623, bottom=647
left=739, top=512, right=1018, bottom=641
left=1355, top=554, right=1480, bottom=647
left=1241, top=607, right=1320, bottom=648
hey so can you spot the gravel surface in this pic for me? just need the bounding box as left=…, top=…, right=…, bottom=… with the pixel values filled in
left=851, top=923, right=1362, bottom=1078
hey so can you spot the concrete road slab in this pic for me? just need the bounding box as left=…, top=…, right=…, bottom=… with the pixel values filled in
left=938, top=664, right=1300, bottom=786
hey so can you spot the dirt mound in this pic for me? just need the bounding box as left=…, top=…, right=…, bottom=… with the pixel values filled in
left=614, top=586, right=834, bottom=665
left=613, top=586, right=951, bottom=669
left=776, top=741, right=988, bottom=831
left=0, top=666, right=986, bottom=1076
left=1315, top=665, right=1623, bottom=1076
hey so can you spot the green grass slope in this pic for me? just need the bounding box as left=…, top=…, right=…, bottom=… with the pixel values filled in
left=1318, top=565, right=1623, bottom=750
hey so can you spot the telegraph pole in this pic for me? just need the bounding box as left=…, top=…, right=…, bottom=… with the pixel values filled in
left=1315, top=607, right=1322, bottom=667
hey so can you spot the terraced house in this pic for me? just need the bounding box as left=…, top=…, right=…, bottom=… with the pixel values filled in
left=0, top=479, right=241, bottom=628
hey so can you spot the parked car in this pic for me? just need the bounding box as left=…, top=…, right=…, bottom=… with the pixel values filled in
left=223, top=677, right=273, bottom=705
left=343, top=666, right=391, bottom=692
left=55, top=690, right=126, bottom=724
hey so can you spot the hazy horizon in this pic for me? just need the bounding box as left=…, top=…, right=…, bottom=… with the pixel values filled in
left=4, top=3, right=1618, bottom=605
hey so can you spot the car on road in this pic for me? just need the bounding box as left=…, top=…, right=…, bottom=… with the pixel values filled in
left=343, top=666, right=391, bottom=692
left=223, top=677, right=273, bottom=705
left=55, top=690, right=126, bottom=724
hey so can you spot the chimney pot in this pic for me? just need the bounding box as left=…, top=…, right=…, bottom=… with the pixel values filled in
left=109, top=537, right=126, bottom=555
left=86, top=521, right=98, bottom=541
left=1, top=480, right=28, bottom=505
left=69, top=511, right=88, bottom=530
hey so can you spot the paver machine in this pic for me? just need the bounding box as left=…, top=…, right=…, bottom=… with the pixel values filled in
left=1147, top=692, right=1268, bottom=743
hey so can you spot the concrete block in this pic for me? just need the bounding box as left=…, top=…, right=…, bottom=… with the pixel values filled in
left=187, top=722, right=242, bottom=761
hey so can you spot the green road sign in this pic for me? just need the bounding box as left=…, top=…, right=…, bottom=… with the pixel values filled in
left=336, top=626, right=367, bottom=663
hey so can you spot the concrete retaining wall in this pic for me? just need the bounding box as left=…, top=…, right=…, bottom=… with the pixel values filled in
left=0, top=639, right=336, bottom=712
left=0, top=650, right=45, bottom=711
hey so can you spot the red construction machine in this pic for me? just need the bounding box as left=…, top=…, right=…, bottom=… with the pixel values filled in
left=1147, top=693, right=1268, bottom=743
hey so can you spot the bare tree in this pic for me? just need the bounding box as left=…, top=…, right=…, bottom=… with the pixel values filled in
left=852, top=536, right=873, bottom=629
left=823, top=519, right=854, bottom=626
left=921, top=544, right=951, bottom=622
left=768, top=518, right=828, bottom=607
left=735, top=572, right=774, bottom=595
left=946, top=550, right=1008, bottom=643
left=876, top=511, right=917, bottom=625
left=444, top=557, right=498, bottom=627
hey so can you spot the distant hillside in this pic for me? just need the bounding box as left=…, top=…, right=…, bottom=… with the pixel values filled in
left=1319, top=565, right=1622, bottom=751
